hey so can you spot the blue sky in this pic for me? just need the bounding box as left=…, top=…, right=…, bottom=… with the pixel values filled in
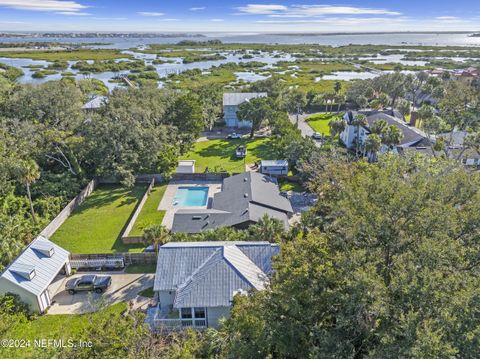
left=0, top=0, right=479, bottom=32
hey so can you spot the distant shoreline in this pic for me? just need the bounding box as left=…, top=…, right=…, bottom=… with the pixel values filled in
left=0, top=31, right=478, bottom=38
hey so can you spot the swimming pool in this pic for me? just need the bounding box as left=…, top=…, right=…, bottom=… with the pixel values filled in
left=173, top=187, right=209, bottom=207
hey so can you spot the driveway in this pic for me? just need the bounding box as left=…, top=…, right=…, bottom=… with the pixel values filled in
left=48, top=272, right=154, bottom=315
left=289, top=113, right=322, bottom=148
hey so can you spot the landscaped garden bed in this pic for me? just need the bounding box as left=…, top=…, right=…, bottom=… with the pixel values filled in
left=180, top=138, right=275, bottom=173
left=50, top=184, right=147, bottom=254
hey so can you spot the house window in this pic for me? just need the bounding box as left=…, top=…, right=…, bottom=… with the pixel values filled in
left=194, top=307, right=206, bottom=319
left=181, top=308, right=192, bottom=319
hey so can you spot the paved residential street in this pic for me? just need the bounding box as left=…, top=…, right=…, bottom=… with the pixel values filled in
left=48, top=272, right=154, bottom=315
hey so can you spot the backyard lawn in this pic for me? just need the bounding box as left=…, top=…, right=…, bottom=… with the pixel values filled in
left=180, top=137, right=275, bottom=173
left=306, top=113, right=343, bottom=136
left=50, top=184, right=147, bottom=253
left=130, top=184, right=167, bottom=237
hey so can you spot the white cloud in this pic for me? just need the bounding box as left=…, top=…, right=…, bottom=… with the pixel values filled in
left=210, top=18, right=224, bottom=22
left=0, top=0, right=88, bottom=12
left=91, top=17, right=126, bottom=21
left=189, top=7, right=205, bottom=11
left=56, top=11, right=90, bottom=16
left=236, top=4, right=401, bottom=17
left=161, top=18, right=179, bottom=21
left=257, top=17, right=408, bottom=25
left=435, top=16, right=459, bottom=20
left=138, top=11, right=164, bottom=17
left=236, top=4, right=288, bottom=15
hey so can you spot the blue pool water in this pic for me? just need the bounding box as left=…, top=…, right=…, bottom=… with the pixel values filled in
left=173, top=187, right=209, bottom=207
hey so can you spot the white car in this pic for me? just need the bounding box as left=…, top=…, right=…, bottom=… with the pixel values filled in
left=227, top=133, right=242, bottom=139
left=312, top=132, right=322, bottom=140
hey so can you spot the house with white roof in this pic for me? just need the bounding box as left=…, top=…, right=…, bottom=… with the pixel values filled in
left=0, top=236, right=71, bottom=313
left=153, top=241, right=279, bottom=329
left=260, top=160, right=289, bottom=176
left=223, top=92, right=267, bottom=128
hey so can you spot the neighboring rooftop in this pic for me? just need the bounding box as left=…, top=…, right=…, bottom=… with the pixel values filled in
left=223, top=92, right=267, bottom=106
left=154, top=241, right=279, bottom=308
left=346, top=110, right=429, bottom=147
left=0, top=236, right=69, bottom=296
left=261, top=160, right=288, bottom=167
left=171, top=172, right=293, bottom=233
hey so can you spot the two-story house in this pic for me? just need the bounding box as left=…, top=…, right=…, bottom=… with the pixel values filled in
left=223, top=92, right=267, bottom=128
left=153, top=241, right=279, bottom=329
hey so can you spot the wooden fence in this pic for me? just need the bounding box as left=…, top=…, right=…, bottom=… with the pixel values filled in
left=121, top=178, right=155, bottom=244
left=40, top=179, right=97, bottom=238
left=171, top=173, right=229, bottom=181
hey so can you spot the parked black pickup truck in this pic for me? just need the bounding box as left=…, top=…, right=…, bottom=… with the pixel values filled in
left=65, top=275, right=112, bottom=295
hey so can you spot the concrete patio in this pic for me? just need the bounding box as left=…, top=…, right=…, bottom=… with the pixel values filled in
left=159, top=180, right=223, bottom=229
left=48, top=272, right=154, bottom=315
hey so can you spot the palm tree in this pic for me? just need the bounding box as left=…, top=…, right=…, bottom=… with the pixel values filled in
left=336, top=95, right=346, bottom=112
left=143, top=224, right=170, bottom=254
left=365, top=134, right=381, bottom=162
left=328, top=118, right=346, bottom=141
left=381, top=125, right=404, bottom=150
left=249, top=215, right=285, bottom=243
left=370, top=119, right=388, bottom=135
left=351, top=114, right=368, bottom=157
left=16, top=160, right=40, bottom=224
left=334, top=81, right=342, bottom=96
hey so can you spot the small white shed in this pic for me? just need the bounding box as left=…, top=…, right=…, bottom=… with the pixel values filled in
left=260, top=160, right=289, bottom=176
left=176, top=160, right=196, bottom=174
left=0, top=236, right=71, bottom=313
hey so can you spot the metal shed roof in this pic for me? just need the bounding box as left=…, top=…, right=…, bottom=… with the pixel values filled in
left=0, top=236, right=70, bottom=296
left=261, top=160, right=288, bottom=167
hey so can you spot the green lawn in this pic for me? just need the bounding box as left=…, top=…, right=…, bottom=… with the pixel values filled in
left=3, top=303, right=127, bottom=357
left=124, top=264, right=157, bottom=274
left=181, top=138, right=275, bottom=173
left=138, top=286, right=155, bottom=298
left=50, top=184, right=147, bottom=254
left=306, top=113, right=343, bottom=136
left=129, top=184, right=167, bottom=237
left=278, top=179, right=305, bottom=192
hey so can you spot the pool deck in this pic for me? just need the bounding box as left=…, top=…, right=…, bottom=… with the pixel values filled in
left=159, top=180, right=223, bottom=230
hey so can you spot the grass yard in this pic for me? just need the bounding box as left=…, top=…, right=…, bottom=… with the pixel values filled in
left=124, top=264, right=157, bottom=274
left=130, top=184, right=168, bottom=237
left=138, top=287, right=155, bottom=298
left=3, top=303, right=127, bottom=357
left=181, top=137, right=276, bottom=173
left=278, top=179, right=306, bottom=192
left=306, top=113, right=343, bottom=136
left=50, top=184, right=147, bottom=254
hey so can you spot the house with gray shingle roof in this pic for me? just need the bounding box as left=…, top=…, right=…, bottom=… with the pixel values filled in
left=223, top=92, right=267, bottom=128
left=171, top=172, right=293, bottom=233
left=153, top=241, right=279, bottom=329
left=0, top=236, right=71, bottom=313
left=340, top=110, right=429, bottom=155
